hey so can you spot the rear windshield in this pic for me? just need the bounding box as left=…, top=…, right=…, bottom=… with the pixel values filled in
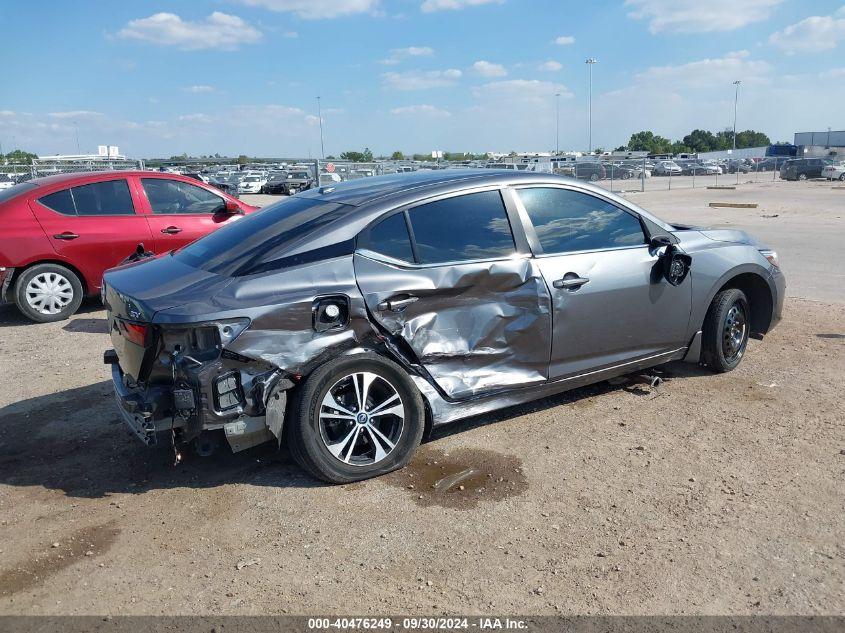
left=0, top=182, right=37, bottom=204
left=173, top=197, right=353, bottom=276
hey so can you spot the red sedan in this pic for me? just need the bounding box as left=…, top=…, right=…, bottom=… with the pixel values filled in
left=0, top=171, right=258, bottom=322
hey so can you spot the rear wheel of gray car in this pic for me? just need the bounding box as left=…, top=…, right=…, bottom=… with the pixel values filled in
left=13, top=263, right=84, bottom=323
left=797, top=173, right=807, bottom=181
left=701, top=288, right=750, bottom=373
left=287, top=353, right=425, bottom=484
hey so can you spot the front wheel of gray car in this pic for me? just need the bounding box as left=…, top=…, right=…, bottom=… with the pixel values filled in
left=701, top=288, right=750, bottom=373
left=287, top=353, right=425, bottom=483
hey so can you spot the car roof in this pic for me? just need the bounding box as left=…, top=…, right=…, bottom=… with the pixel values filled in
left=23, top=170, right=209, bottom=189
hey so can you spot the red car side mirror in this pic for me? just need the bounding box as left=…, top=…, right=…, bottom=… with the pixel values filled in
left=224, top=200, right=242, bottom=214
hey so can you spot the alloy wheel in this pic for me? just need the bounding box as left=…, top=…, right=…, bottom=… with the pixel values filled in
left=722, top=302, right=747, bottom=363
left=318, top=372, right=405, bottom=466
left=25, top=272, right=74, bottom=315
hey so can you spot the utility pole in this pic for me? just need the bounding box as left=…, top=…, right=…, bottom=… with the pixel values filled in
left=555, top=92, right=561, bottom=155
left=74, top=122, right=81, bottom=154
left=732, top=80, right=741, bottom=151
left=586, top=58, right=597, bottom=154
left=316, top=96, right=325, bottom=160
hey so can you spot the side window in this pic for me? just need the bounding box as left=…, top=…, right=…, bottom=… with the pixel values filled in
left=39, top=188, right=76, bottom=215
left=141, top=178, right=224, bottom=215
left=516, top=187, right=645, bottom=254
left=71, top=180, right=135, bottom=216
left=408, top=190, right=515, bottom=265
left=359, top=212, right=414, bottom=262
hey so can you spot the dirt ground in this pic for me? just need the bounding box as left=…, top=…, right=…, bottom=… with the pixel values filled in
left=0, top=181, right=843, bottom=616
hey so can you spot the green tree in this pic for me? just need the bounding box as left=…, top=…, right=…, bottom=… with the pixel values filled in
left=4, top=149, right=38, bottom=165
left=390, top=151, right=404, bottom=160
left=734, top=130, right=771, bottom=149
left=340, top=148, right=374, bottom=162
left=627, top=131, right=672, bottom=155
left=237, top=154, right=249, bottom=165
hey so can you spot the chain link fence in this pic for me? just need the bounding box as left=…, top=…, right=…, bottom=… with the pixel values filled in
left=0, top=158, right=144, bottom=183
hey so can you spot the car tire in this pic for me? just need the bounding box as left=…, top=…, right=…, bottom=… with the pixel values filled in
left=286, top=353, right=425, bottom=484
left=797, top=173, right=807, bottom=181
left=701, top=288, right=750, bottom=373
left=839, top=174, right=845, bottom=181
left=590, top=173, right=600, bottom=182
left=13, top=263, right=84, bottom=323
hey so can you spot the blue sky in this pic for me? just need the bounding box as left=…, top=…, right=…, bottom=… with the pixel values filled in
left=3, top=0, right=844, bottom=158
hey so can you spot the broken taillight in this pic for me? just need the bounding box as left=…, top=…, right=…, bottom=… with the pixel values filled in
left=120, top=320, right=149, bottom=346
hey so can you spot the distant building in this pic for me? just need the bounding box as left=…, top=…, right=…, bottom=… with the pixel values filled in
left=794, top=130, right=844, bottom=159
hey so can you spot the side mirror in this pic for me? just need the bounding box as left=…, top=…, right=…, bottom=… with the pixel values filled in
left=650, top=234, right=673, bottom=249
left=223, top=200, right=242, bottom=214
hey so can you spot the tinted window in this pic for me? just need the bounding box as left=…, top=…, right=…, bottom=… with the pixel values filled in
left=408, top=190, right=515, bottom=265
left=174, top=197, right=352, bottom=276
left=142, top=178, right=224, bottom=215
left=72, top=180, right=135, bottom=216
left=359, top=213, right=414, bottom=262
left=517, top=188, right=645, bottom=254
left=39, top=188, right=76, bottom=215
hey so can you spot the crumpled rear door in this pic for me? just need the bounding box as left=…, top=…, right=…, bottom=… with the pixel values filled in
left=354, top=254, right=552, bottom=400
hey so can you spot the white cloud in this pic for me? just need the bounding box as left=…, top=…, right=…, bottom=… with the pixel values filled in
left=383, top=68, right=462, bottom=90
left=390, top=104, right=451, bottom=117
left=304, top=114, right=322, bottom=126
left=554, top=35, right=575, bottom=45
left=472, top=79, right=572, bottom=106
left=178, top=113, right=214, bottom=123
left=625, top=0, right=784, bottom=33
left=116, top=12, right=262, bottom=50
left=183, top=85, right=215, bottom=93
left=47, top=111, right=103, bottom=119
left=470, top=60, right=507, bottom=77
left=769, top=10, right=845, bottom=54
left=635, top=50, right=771, bottom=87
left=421, top=0, right=503, bottom=12
left=239, top=0, right=379, bottom=19
left=380, top=46, right=435, bottom=65
left=0, top=110, right=17, bottom=117
left=820, top=67, right=845, bottom=78
left=538, top=60, right=562, bottom=72
left=232, top=104, right=305, bottom=119
left=283, top=31, right=299, bottom=38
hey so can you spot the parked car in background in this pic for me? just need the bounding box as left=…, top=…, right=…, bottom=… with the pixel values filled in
left=262, top=172, right=290, bottom=194
left=319, top=172, right=344, bottom=186
left=781, top=158, right=834, bottom=181
left=0, top=171, right=258, bottom=322
left=103, top=170, right=784, bottom=482
left=725, top=159, right=752, bottom=174
left=604, top=163, right=636, bottom=179
left=653, top=160, right=683, bottom=176
left=821, top=161, right=845, bottom=181
left=238, top=174, right=267, bottom=195
left=284, top=170, right=315, bottom=195
left=679, top=162, right=719, bottom=176
left=562, top=162, right=606, bottom=181
left=753, top=157, right=782, bottom=172
left=0, top=174, right=16, bottom=190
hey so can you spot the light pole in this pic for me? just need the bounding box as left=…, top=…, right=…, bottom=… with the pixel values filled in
left=555, top=92, right=561, bottom=155
left=74, top=122, right=80, bottom=154
left=732, top=80, right=741, bottom=152
left=316, top=96, right=325, bottom=159
left=586, top=58, right=597, bottom=154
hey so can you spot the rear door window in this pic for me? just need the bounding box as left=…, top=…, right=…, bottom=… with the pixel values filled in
left=358, top=212, right=414, bottom=263
left=72, top=180, right=135, bottom=215
left=39, top=188, right=76, bottom=215
left=407, top=190, right=516, bottom=265
left=38, top=179, right=135, bottom=216
left=141, top=178, right=225, bottom=215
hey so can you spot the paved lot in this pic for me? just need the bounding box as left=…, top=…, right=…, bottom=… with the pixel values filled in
left=0, top=180, right=842, bottom=616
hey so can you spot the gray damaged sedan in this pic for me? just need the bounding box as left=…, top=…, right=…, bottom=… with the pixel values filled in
left=103, top=171, right=784, bottom=482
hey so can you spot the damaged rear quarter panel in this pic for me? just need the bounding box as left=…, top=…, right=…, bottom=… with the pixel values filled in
left=216, top=255, right=378, bottom=373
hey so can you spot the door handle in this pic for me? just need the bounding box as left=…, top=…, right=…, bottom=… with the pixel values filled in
left=553, top=276, right=590, bottom=290
left=53, top=232, right=79, bottom=240
left=161, top=226, right=182, bottom=234
left=377, top=295, right=419, bottom=311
